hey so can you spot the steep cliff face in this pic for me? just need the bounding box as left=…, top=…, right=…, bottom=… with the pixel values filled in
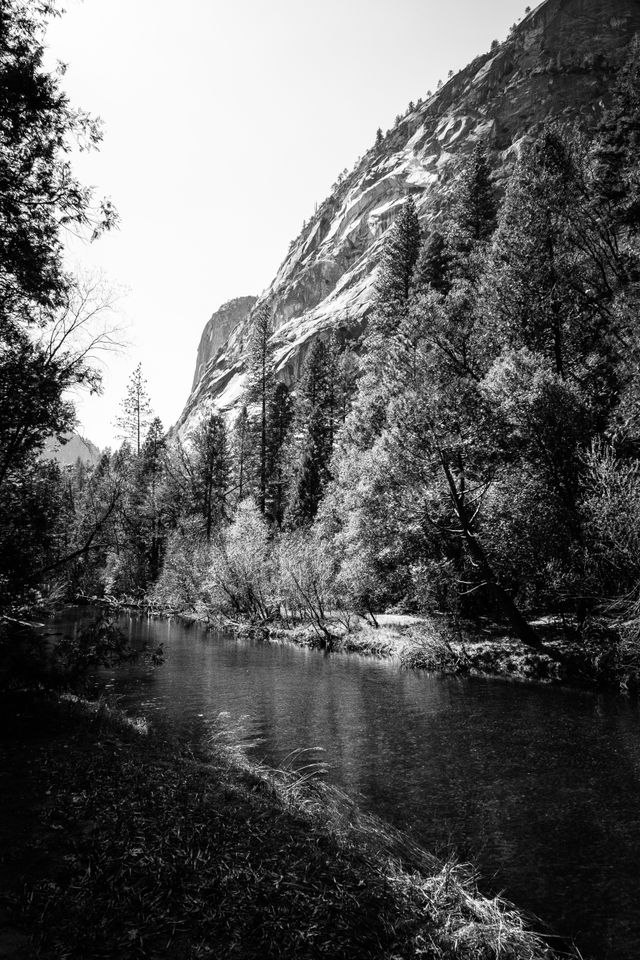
left=179, top=0, right=640, bottom=429
left=190, top=296, right=257, bottom=393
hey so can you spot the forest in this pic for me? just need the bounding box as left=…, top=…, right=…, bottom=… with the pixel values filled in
left=3, top=2, right=640, bottom=690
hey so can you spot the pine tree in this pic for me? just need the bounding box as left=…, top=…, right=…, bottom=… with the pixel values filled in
left=115, top=364, right=153, bottom=454
left=448, top=144, right=497, bottom=262
left=482, top=125, right=627, bottom=550
left=334, top=344, right=360, bottom=423
left=232, top=405, right=252, bottom=503
left=374, top=196, right=421, bottom=313
left=340, top=199, right=422, bottom=455
left=485, top=127, right=615, bottom=383
left=287, top=340, right=335, bottom=527
left=189, top=413, right=230, bottom=539
left=265, top=382, right=293, bottom=527
left=412, top=230, right=452, bottom=296
left=245, top=304, right=276, bottom=513
left=139, top=417, right=166, bottom=581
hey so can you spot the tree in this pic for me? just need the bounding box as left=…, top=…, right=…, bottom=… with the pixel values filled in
left=189, top=412, right=230, bottom=540
left=484, top=127, right=621, bottom=398
left=265, top=382, right=293, bottom=527
left=244, top=304, right=276, bottom=514
left=0, top=2, right=116, bottom=611
left=447, top=144, right=497, bottom=270
left=412, top=230, right=452, bottom=296
left=287, top=340, right=335, bottom=527
left=232, top=405, right=252, bottom=504
left=373, top=195, right=421, bottom=325
left=207, top=500, right=275, bottom=622
left=140, top=418, right=166, bottom=580
left=0, top=0, right=116, bottom=333
left=115, top=364, right=153, bottom=454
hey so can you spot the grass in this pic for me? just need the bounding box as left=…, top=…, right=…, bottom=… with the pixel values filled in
left=268, top=618, right=481, bottom=676
left=265, top=613, right=631, bottom=688
left=0, top=693, right=562, bottom=960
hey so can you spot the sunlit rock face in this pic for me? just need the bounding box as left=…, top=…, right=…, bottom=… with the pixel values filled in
left=179, top=0, right=640, bottom=429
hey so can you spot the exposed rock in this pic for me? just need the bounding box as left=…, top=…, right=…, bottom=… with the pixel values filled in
left=42, top=433, right=101, bottom=467
left=178, top=0, right=640, bottom=430
left=190, top=296, right=257, bottom=393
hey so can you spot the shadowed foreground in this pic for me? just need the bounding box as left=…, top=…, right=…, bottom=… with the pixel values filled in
left=0, top=694, right=558, bottom=960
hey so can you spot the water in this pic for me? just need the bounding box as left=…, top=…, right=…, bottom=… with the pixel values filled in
left=66, top=610, right=640, bottom=959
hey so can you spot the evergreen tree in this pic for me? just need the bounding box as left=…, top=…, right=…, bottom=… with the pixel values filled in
left=189, top=413, right=230, bottom=539
left=334, top=344, right=360, bottom=423
left=265, top=382, right=293, bottom=527
left=485, top=127, right=619, bottom=386
left=447, top=144, right=497, bottom=272
left=412, top=229, right=452, bottom=296
left=115, top=364, right=153, bottom=454
left=139, top=417, right=166, bottom=581
left=232, top=405, right=252, bottom=504
left=287, top=340, right=335, bottom=527
left=245, top=304, right=276, bottom=513
left=373, top=195, right=421, bottom=327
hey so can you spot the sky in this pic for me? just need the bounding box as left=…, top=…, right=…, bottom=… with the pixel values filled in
left=45, top=0, right=529, bottom=448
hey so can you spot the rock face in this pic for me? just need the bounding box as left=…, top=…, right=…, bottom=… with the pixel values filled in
left=42, top=433, right=101, bottom=467
left=190, top=296, right=257, bottom=393
left=178, top=0, right=640, bottom=430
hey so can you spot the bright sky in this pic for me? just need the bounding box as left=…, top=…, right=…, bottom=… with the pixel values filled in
left=46, top=0, right=528, bottom=448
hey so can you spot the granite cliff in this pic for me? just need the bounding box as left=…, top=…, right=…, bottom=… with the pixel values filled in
left=42, top=433, right=101, bottom=467
left=190, top=296, right=257, bottom=394
left=179, top=0, right=640, bottom=429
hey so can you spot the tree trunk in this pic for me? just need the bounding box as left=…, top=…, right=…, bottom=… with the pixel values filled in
left=439, top=453, right=571, bottom=665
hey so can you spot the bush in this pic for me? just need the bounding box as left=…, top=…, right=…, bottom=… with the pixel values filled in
left=151, top=522, right=211, bottom=612
left=206, top=500, right=277, bottom=622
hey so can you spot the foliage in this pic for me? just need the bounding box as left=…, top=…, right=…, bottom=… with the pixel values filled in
left=207, top=500, right=276, bottom=621
left=0, top=1, right=117, bottom=613
left=114, top=363, right=153, bottom=454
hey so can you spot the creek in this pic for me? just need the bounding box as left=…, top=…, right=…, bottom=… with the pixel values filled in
left=61, top=609, right=640, bottom=960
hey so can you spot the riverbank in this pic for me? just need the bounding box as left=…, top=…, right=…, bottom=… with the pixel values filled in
left=71, top=594, right=633, bottom=690
left=240, top=612, right=630, bottom=690
left=0, top=691, right=559, bottom=959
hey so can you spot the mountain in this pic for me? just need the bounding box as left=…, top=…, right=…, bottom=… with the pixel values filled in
left=178, top=0, right=640, bottom=430
left=190, top=296, right=257, bottom=394
left=42, top=433, right=101, bottom=467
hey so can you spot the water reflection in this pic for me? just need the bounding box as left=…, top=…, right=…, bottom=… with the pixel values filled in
left=64, top=611, right=640, bottom=960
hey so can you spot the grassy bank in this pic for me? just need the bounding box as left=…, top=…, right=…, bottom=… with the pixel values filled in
left=77, top=590, right=631, bottom=689
left=0, top=692, right=560, bottom=960
left=257, top=613, right=627, bottom=689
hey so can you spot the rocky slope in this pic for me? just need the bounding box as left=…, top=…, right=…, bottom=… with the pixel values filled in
left=179, top=0, right=640, bottom=429
left=42, top=433, right=101, bottom=467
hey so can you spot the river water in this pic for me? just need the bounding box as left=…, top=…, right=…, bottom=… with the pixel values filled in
left=66, top=610, right=640, bottom=960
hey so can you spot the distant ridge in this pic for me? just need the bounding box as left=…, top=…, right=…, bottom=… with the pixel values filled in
left=42, top=433, right=101, bottom=467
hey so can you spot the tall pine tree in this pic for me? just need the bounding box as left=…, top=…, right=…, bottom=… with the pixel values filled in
left=371, top=195, right=421, bottom=337
left=244, top=304, right=276, bottom=513
left=287, top=340, right=335, bottom=527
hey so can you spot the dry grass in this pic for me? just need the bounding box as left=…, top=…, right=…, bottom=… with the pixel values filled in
left=1, top=695, right=563, bottom=960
